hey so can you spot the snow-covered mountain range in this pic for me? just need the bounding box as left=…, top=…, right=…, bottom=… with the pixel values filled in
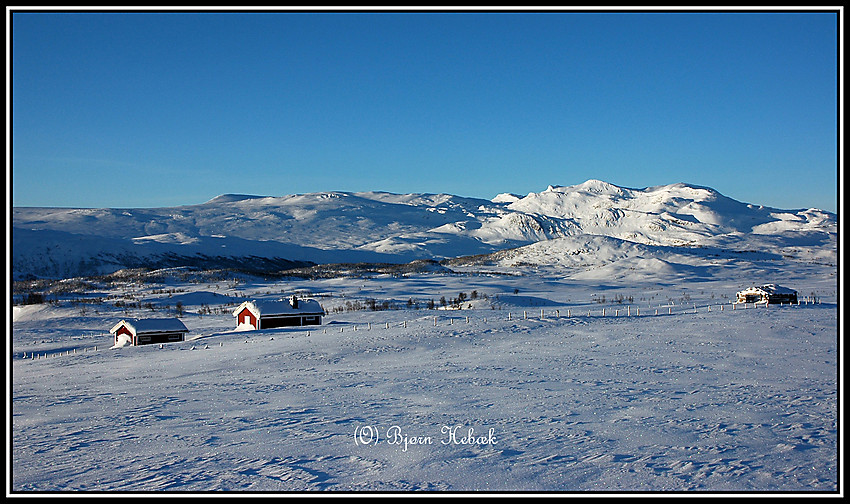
left=11, top=180, right=837, bottom=280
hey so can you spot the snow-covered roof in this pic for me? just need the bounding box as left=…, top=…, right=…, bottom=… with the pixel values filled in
left=736, top=284, right=797, bottom=295
left=109, top=318, right=189, bottom=335
left=233, top=298, right=324, bottom=318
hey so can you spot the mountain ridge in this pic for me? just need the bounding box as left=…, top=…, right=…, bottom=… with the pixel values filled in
left=12, top=180, right=836, bottom=280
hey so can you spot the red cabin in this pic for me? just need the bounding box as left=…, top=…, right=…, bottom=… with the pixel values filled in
left=233, top=296, right=324, bottom=331
left=109, top=318, right=189, bottom=346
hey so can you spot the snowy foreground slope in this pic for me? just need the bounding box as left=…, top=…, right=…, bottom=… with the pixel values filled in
left=11, top=180, right=836, bottom=279
left=10, top=263, right=839, bottom=493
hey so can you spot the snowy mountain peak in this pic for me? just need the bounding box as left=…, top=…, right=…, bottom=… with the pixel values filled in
left=536, top=180, right=624, bottom=195
left=572, top=179, right=625, bottom=194
left=492, top=193, right=522, bottom=204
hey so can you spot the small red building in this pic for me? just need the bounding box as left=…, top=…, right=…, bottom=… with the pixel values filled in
left=110, top=318, right=189, bottom=346
left=233, top=296, right=324, bottom=331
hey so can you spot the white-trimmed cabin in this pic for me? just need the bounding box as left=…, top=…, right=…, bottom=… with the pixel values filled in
left=233, top=296, right=324, bottom=331
left=735, top=284, right=798, bottom=305
left=110, top=318, right=189, bottom=346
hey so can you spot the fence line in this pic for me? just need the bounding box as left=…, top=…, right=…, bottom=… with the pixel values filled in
left=19, top=298, right=820, bottom=362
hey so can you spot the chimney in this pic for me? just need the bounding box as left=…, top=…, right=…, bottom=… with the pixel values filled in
left=290, top=295, right=299, bottom=309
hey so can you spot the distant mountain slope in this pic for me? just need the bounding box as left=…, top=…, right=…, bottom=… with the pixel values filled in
left=12, top=180, right=836, bottom=279
left=503, top=181, right=834, bottom=246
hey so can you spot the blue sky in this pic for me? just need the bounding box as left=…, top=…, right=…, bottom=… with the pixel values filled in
left=10, top=9, right=840, bottom=212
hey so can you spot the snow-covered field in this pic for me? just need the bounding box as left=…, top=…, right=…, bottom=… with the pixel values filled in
left=10, top=264, right=839, bottom=493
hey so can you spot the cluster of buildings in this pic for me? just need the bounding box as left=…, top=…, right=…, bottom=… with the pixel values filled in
left=110, top=295, right=324, bottom=347
left=109, top=284, right=801, bottom=347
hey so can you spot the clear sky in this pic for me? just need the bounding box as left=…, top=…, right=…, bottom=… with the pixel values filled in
left=9, top=8, right=840, bottom=212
